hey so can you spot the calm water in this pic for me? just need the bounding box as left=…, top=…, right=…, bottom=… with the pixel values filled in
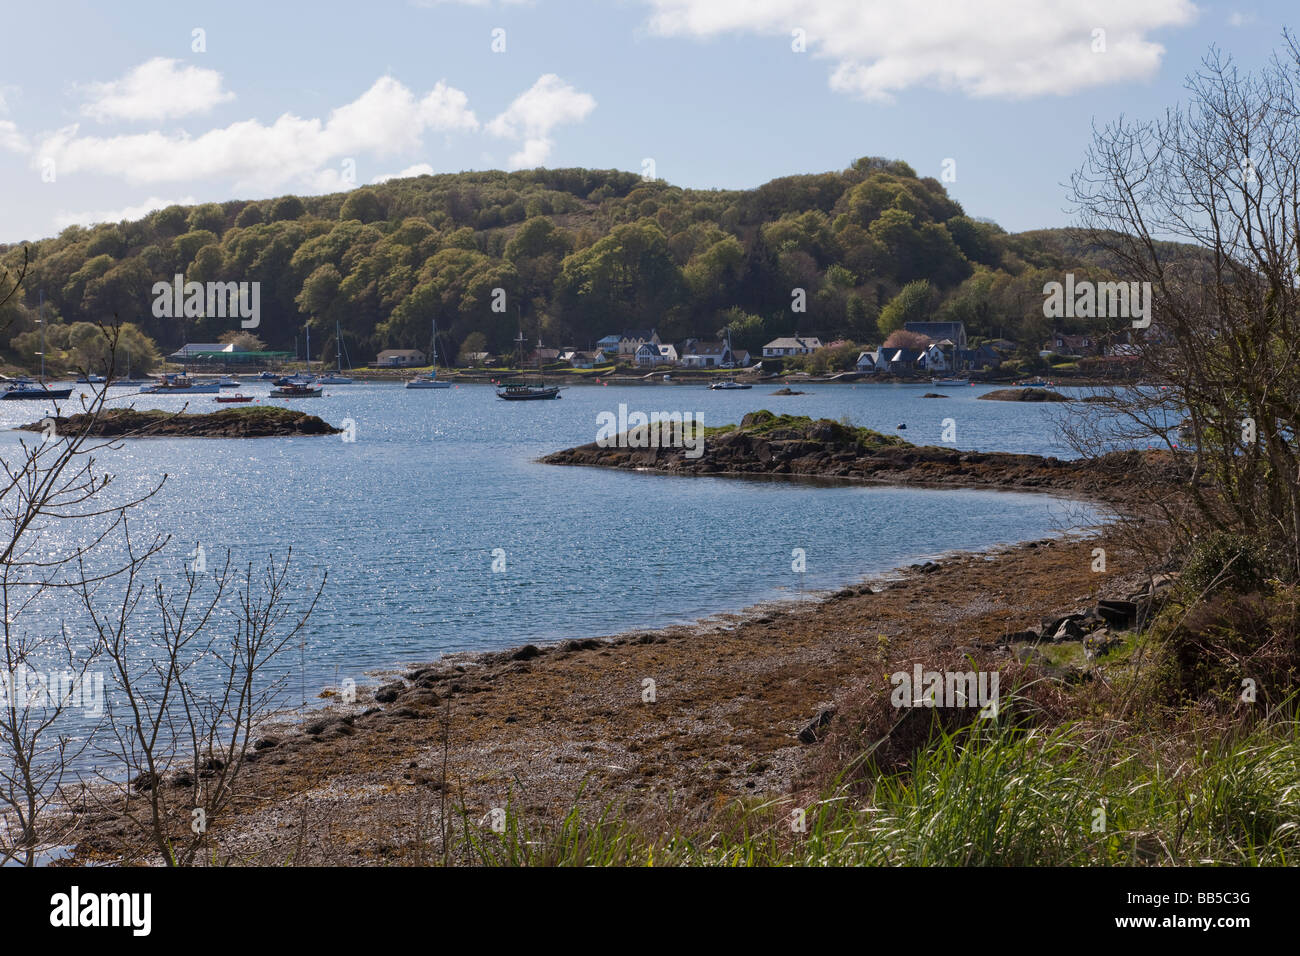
left=10, top=380, right=1102, bottom=695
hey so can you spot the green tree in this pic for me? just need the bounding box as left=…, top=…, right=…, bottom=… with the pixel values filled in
left=877, top=279, right=933, bottom=338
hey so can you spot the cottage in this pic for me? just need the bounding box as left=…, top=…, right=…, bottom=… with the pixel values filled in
left=596, top=334, right=623, bottom=353
left=657, top=343, right=679, bottom=364
left=762, top=334, right=823, bottom=358
left=1047, top=333, right=1099, bottom=356
left=376, top=349, right=425, bottom=367
left=875, top=347, right=923, bottom=374
left=904, top=321, right=967, bottom=350
left=924, top=340, right=956, bottom=373
left=633, top=342, right=663, bottom=367
left=561, top=350, right=603, bottom=369
left=855, top=351, right=877, bottom=373
left=529, top=348, right=562, bottom=365
left=970, top=344, right=1004, bottom=370
left=731, top=347, right=751, bottom=367
left=681, top=341, right=732, bottom=368
left=461, top=351, right=494, bottom=366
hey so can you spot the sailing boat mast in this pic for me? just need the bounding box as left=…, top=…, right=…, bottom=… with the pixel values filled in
left=38, top=289, right=45, bottom=383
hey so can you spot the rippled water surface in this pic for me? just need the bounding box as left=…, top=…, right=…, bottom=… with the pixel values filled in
left=8, top=380, right=1104, bottom=691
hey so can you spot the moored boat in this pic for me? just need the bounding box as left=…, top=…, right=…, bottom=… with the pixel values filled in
left=497, top=383, right=562, bottom=400
left=215, top=393, right=254, bottom=403
left=406, top=318, right=451, bottom=389
left=0, top=380, right=74, bottom=400
left=139, top=373, right=220, bottom=394
left=269, top=382, right=323, bottom=398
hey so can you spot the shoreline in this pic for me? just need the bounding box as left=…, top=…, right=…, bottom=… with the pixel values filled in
left=67, top=510, right=1144, bottom=863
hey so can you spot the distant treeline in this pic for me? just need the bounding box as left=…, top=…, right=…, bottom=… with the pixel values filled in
left=0, top=157, right=1162, bottom=369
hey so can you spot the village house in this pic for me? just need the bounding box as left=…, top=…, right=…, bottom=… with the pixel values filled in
left=855, top=351, right=877, bottom=373
left=633, top=342, right=664, bottom=366
left=874, top=346, right=924, bottom=374
left=1046, top=333, right=1100, bottom=356
left=904, top=321, right=967, bottom=350
left=596, top=333, right=623, bottom=354
left=657, top=343, right=679, bottom=364
left=681, top=341, right=732, bottom=368
left=528, top=347, right=563, bottom=365
left=762, top=334, right=823, bottom=358
left=923, top=340, right=956, bottom=372
left=375, top=349, right=425, bottom=367
left=560, top=349, right=605, bottom=368
left=618, top=329, right=661, bottom=356
left=460, top=351, right=494, bottom=366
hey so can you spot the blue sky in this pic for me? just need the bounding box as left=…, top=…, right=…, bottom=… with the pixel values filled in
left=0, top=0, right=1289, bottom=243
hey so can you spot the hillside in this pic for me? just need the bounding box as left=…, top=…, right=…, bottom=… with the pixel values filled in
left=0, top=158, right=1147, bottom=373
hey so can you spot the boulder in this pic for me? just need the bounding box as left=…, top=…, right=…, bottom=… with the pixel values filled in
left=374, top=681, right=405, bottom=703
left=797, top=707, right=836, bottom=744
left=1096, top=599, right=1138, bottom=628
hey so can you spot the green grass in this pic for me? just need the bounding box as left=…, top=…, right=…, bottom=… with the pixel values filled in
left=442, top=713, right=1300, bottom=866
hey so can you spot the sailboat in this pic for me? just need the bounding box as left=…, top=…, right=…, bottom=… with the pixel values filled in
left=496, top=309, right=561, bottom=401
left=406, top=317, right=451, bottom=389
left=112, top=348, right=151, bottom=386
left=318, top=321, right=354, bottom=384
left=2, top=291, right=73, bottom=400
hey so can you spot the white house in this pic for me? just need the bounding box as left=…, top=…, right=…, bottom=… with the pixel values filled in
left=634, top=342, right=663, bottom=366
left=681, top=341, right=732, bottom=367
left=762, top=334, right=823, bottom=358
left=596, top=334, right=623, bottom=353
left=657, top=343, right=679, bottom=364
left=924, top=341, right=955, bottom=372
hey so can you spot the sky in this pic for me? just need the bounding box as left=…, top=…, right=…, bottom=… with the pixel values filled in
left=0, top=0, right=1290, bottom=244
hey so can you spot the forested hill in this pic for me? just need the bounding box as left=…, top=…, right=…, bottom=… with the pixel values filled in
left=0, top=157, right=1141, bottom=369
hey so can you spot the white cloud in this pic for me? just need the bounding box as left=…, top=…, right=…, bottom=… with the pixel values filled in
left=0, top=120, right=29, bottom=154
left=53, top=195, right=199, bottom=231
left=639, top=0, right=1198, bottom=100
left=487, top=74, right=595, bottom=168
left=31, top=76, right=479, bottom=193
left=79, top=57, right=235, bottom=122
left=372, top=163, right=436, bottom=183
left=1227, top=11, right=1256, bottom=27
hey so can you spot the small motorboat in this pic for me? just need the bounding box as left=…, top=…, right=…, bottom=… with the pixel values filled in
left=709, top=379, right=752, bottom=390
left=496, top=383, right=561, bottom=400
left=930, top=377, right=971, bottom=386
left=270, top=382, right=323, bottom=398
left=215, top=393, right=254, bottom=403
left=75, top=373, right=107, bottom=384
left=318, top=374, right=353, bottom=385
left=216, top=376, right=242, bottom=388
